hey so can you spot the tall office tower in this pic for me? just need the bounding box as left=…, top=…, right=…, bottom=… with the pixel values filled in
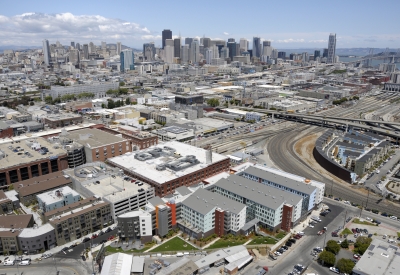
left=203, top=38, right=211, bottom=49
left=71, top=42, right=75, bottom=48
left=56, top=41, right=61, bottom=48
left=327, top=33, right=336, bottom=63
left=220, top=47, right=229, bottom=59
left=89, top=42, right=96, bottom=54
left=262, top=40, right=272, bottom=57
left=174, top=38, right=181, bottom=57
left=69, top=49, right=80, bottom=65
left=76, top=43, right=81, bottom=50
left=116, top=42, right=122, bottom=55
left=180, top=44, right=189, bottom=64
left=83, top=44, right=89, bottom=59
left=205, top=48, right=213, bottom=64
left=185, top=38, right=193, bottom=46
left=227, top=42, right=237, bottom=61
left=278, top=51, right=286, bottom=59
left=42, top=39, right=51, bottom=66
left=190, top=39, right=200, bottom=63
left=322, top=48, right=328, bottom=58
left=162, top=29, right=172, bottom=49
left=164, top=39, right=174, bottom=63
left=240, top=38, right=248, bottom=52
left=211, top=45, right=219, bottom=59
left=101, top=41, right=107, bottom=50
left=271, top=49, right=278, bottom=59
left=120, top=49, right=134, bottom=72
left=253, top=37, right=261, bottom=58
left=228, top=38, right=235, bottom=43
left=143, top=43, right=155, bottom=61
left=314, top=50, right=320, bottom=59
left=302, top=52, right=309, bottom=62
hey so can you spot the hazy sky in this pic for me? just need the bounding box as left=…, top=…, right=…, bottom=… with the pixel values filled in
left=1, top=0, right=399, bottom=49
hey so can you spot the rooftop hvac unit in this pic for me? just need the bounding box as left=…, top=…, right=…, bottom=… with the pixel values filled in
left=206, top=148, right=212, bottom=164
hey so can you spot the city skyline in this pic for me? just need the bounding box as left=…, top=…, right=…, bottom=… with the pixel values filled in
left=0, top=0, right=399, bottom=48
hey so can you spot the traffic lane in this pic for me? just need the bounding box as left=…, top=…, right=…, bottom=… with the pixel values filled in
left=56, top=228, right=117, bottom=259
left=365, top=150, right=400, bottom=188
left=304, top=203, right=345, bottom=236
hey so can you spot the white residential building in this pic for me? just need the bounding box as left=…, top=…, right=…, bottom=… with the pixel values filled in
left=36, top=186, right=80, bottom=212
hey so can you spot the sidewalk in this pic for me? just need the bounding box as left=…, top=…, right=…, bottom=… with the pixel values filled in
left=0, top=225, right=116, bottom=262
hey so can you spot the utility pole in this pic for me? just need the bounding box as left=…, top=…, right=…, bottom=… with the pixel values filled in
left=331, top=179, right=334, bottom=197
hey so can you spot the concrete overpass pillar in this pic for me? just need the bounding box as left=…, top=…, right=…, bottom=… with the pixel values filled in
left=345, top=124, right=348, bottom=133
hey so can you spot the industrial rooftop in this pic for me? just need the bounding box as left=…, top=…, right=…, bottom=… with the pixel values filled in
left=64, top=128, right=128, bottom=148
left=108, top=141, right=228, bottom=184
left=0, top=137, right=67, bottom=169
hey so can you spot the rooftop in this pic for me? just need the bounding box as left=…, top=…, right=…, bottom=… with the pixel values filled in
left=49, top=200, right=109, bottom=224
left=241, top=165, right=318, bottom=195
left=44, top=113, right=82, bottom=121
left=214, top=174, right=302, bottom=210
left=0, top=214, right=33, bottom=237
left=64, top=164, right=153, bottom=204
left=65, top=128, right=128, bottom=148
left=101, top=252, right=133, bottom=275
left=0, top=137, right=67, bottom=170
left=44, top=196, right=99, bottom=219
left=182, top=188, right=246, bottom=215
left=18, top=223, right=54, bottom=238
left=353, top=238, right=400, bottom=275
left=108, top=141, right=228, bottom=185
left=14, top=171, right=72, bottom=197
left=36, top=186, right=79, bottom=204
left=157, top=257, right=198, bottom=275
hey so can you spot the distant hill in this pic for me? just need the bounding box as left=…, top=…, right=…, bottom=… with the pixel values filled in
left=277, top=48, right=390, bottom=56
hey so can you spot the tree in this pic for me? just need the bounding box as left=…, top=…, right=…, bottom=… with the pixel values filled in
left=125, top=98, right=131, bottom=105
left=206, top=98, right=220, bottom=107
left=44, top=96, right=53, bottom=104
left=101, top=103, right=106, bottom=108
left=29, top=101, right=35, bottom=106
left=318, top=250, right=336, bottom=267
left=107, top=100, right=115, bottom=109
left=336, top=258, right=355, bottom=274
left=119, top=81, right=125, bottom=86
left=326, top=240, right=341, bottom=255
left=354, top=236, right=372, bottom=255
left=340, top=239, right=349, bottom=249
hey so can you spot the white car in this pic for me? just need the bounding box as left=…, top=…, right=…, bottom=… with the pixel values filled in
left=309, top=224, right=314, bottom=228
left=274, top=251, right=281, bottom=256
left=19, top=260, right=30, bottom=266
left=329, top=267, right=340, bottom=273
left=390, top=216, right=398, bottom=220
left=3, top=259, right=15, bottom=266
left=366, top=217, right=372, bottom=221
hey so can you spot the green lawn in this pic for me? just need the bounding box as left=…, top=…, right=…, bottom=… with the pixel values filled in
left=151, top=237, right=198, bottom=252
left=207, top=239, right=248, bottom=249
left=353, top=218, right=377, bottom=226
left=276, top=232, right=287, bottom=239
left=397, top=232, right=400, bottom=238
left=248, top=236, right=278, bottom=245
left=341, top=228, right=353, bottom=235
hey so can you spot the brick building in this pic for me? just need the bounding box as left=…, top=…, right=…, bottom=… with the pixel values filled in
left=107, top=141, right=230, bottom=197
left=0, top=121, right=13, bottom=138
left=0, top=138, right=68, bottom=189
left=62, top=128, right=131, bottom=162
left=0, top=215, right=35, bottom=254
left=65, top=101, right=93, bottom=113
left=94, top=124, right=158, bottom=150
left=42, top=113, right=83, bottom=129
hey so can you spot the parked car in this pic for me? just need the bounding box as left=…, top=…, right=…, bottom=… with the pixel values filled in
left=269, top=254, right=277, bottom=260
left=83, top=237, right=91, bottom=242
left=329, top=267, right=340, bottom=273
left=19, top=260, right=30, bottom=266
left=3, top=259, right=15, bottom=266
left=105, top=227, right=112, bottom=233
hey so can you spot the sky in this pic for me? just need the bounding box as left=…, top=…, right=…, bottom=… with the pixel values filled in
left=0, top=0, right=399, bottom=49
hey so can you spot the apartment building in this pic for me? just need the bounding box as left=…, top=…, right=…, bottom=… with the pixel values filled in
left=36, top=186, right=80, bottom=212
left=116, top=210, right=153, bottom=244
left=0, top=215, right=35, bottom=254
left=42, top=82, right=119, bottom=99
left=239, top=165, right=321, bottom=214
left=178, top=188, right=246, bottom=239
left=42, top=113, right=83, bottom=129
left=49, top=199, right=112, bottom=245
left=212, top=174, right=303, bottom=231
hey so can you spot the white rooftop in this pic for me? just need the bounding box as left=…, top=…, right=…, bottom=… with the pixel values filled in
left=18, top=224, right=54, bottom=238
left=108, top=141, right=228, bottom=185
left=36, top=186, right=79, bottom=204
left=101, top=252, right=132, bottom=275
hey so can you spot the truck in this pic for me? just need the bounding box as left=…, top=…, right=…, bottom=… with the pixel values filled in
left=311, top=216, right=321, bottom=222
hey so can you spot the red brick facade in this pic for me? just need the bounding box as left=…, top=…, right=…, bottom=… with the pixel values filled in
left=281, top=204, right=293, bottom=232
left=0, top=127, right=13, bottom=138
left=214, top=208, right=225, bottom=237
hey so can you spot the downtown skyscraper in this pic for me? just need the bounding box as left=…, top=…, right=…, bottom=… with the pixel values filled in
left=162, top=29, right=172, bottom=49
left=42, top=39, right=51, bottom=66
left=252, top=37, right=261, bottom=58
left=327, top=33, right=336, bottom=64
